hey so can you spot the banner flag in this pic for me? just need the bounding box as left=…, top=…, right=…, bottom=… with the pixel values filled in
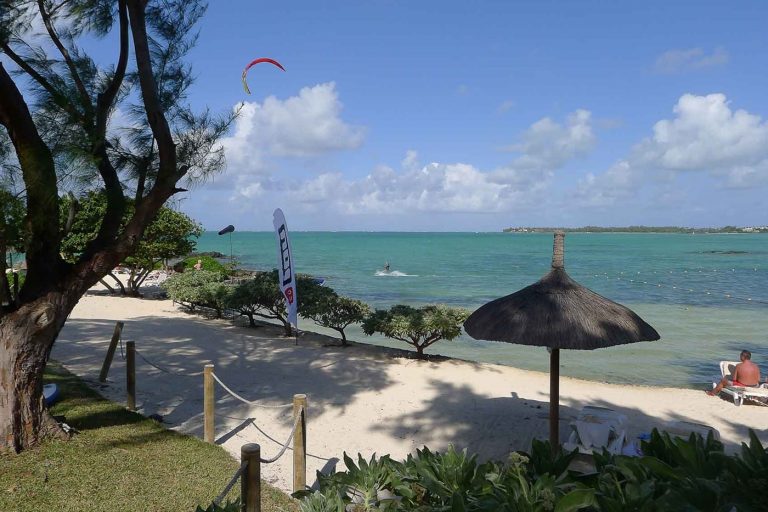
left=272, top=208, right=297, bottom=330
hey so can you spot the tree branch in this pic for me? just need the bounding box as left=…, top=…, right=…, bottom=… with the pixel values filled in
left=0, top=63, right=62, bottom=299
left=0, top=43, right=84, bottom=122
left=36, top=0, right=93, bottom=120
left=94, top=0, right=129, bottom=143
left=126, top=0, right=177, bottom=187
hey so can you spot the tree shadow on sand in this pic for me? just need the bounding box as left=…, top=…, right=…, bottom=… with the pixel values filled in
left=369, top=378, right=768, bottom=461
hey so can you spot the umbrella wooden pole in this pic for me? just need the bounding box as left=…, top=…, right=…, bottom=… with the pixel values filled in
left=549, top=348, right=560, bottom=451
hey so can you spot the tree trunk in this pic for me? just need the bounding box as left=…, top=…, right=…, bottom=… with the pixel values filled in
left=0, top=295, right=71, bottom=452
left=337, top=329, right=348, bottom=346
left=414, top=344, right=426, bottom=359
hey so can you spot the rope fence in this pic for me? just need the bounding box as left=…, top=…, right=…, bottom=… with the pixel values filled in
left=101, top=323, right=310, bottom=504
left=210, top=372, right=293, bottom=409
left=213, top=460, right=248, bottom=506
left=211, top=444, right=263, bottom=512
left=205, top=364, right=308, bottom=493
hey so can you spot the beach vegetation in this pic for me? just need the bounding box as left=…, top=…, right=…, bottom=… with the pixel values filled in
left=182, top=254, right=228, bottom=274
left=304, top=293, right=371, bottom=346
left=60, top=191, right=203, bottom=295
left=297, top=432, right=767, bottom=511
left=361, top=305, right=471, bottom=359
left=0, top=361, right=297, bottom=512
left=224, top=270, right=325, bottom=335
left=0, top=0, right=234, bottom=451
left=161, top=270, right=228, bottom=315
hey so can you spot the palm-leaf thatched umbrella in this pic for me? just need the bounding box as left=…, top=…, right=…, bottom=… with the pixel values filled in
left=464, top=231, right=659, bottom=449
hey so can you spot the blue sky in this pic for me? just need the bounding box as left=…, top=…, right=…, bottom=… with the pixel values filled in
left=18, top=1, right=768, bottom=231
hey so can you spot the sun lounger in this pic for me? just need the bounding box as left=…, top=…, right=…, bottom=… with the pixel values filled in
left=714, top=360, right=768, bottom=407
left=562, top=406, right=627, bottom=455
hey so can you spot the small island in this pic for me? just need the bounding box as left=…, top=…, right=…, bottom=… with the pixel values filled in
left=503, top=225, right=768, bottom=234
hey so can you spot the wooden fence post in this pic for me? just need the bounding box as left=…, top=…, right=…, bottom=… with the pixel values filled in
left=241, top=443, right=261, bottom=512
left=126, top=341, right=136, bottom=411
left=99, top=321, right=125, bottom=382
left=293, top=393, right=307, bottom=494
left=204, top=364, right=215, bottom=443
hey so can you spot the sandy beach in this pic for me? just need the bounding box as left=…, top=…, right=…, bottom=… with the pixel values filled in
left=53, top=290, right=768, bottom=493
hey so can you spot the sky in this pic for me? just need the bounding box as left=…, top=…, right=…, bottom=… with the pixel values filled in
left=10, top=1, right=768, bottom=231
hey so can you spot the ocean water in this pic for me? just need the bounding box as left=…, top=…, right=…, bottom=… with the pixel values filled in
left=197, top=232, right=768, bottom=389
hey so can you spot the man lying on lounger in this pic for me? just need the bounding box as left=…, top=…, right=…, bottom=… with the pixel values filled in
left=707, top=350, right=761, bottom=396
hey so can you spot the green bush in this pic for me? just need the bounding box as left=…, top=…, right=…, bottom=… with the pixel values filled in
left=162, top=270, right=226, bottom=312
left=224, top=270, right=327, bottom=336
left=295, top=430, right=767, bottom=512
left=304, top=291, right=370, bottom=346
left=183, top=255, right=228, bottom=274
left=362, top=304, right=470, bottom=359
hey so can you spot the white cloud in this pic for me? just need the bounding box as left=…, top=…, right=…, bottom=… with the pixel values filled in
left=229, top=110, right=595, bottom=216
left=222, top=82, right=364, bottom=175
left=286, top=110, right=595, bottom=215
left=635, top=94, right=768, bottom=171
left=401, top=150, right=420, bottom=171
left=576, top=93, right=768, bottom=205
left=654, top=47, right=729, bottom=74
left=290, top=162, right=509, bottom=214
left=497, top=99, right=515, bottom=113
left=493, top=109, right=595, bottom=187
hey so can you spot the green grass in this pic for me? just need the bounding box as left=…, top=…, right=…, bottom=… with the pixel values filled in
left=0, top=362, right=298, bottom=512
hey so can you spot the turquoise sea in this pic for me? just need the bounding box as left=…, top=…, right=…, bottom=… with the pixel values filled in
left=197, top=232, right=767, bottom=389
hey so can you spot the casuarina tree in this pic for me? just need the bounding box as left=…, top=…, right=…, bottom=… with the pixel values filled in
left=0, top=0, right=232, bottom=452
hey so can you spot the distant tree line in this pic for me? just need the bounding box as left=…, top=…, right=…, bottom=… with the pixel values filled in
left=503, top=226, right=767, bottom=234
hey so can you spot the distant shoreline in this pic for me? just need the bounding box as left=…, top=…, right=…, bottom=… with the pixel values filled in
left=503, top=226, right=768, bottom=234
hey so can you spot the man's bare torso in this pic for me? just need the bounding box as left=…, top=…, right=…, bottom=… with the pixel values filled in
left=734, top=360, right=760, bottom=386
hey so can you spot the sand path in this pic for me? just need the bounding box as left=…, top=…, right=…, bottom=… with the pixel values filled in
left=53, top=293, right=768, bottom=493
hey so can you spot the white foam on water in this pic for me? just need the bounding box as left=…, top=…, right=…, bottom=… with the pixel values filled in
left=374, top=270, right=416, bottom=277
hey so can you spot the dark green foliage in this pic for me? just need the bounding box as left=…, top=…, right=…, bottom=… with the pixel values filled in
left=224, top=270, right=325, bottom=335
left=60, top=191, right=203, bottom=294
left=183, top=255, right=228, bottom=274
left=303, top=291, right=371, bottom=345
left=297, top=430, right=768, bottom=512
left=362, top=304, right=471, bottom=358
left=161, top=269, right=228, bottom=315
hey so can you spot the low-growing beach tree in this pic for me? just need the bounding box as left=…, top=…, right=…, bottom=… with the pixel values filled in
left=60, top=192, right=203, bottom=295
left=225, top=270, right=326, bottom=335
left=0, top=0, right=232, bottom=451
left=362, top=304, right=470, bottom=359
left=305, top=293, right=371, bottom=346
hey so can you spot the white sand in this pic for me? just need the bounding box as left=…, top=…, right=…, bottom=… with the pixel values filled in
left=53, top=292, right=768, bottom=493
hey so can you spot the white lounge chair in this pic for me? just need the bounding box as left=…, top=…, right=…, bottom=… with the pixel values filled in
left=562, top=406, right=627, bottom=455
left=714, top=360, right=768, bottom=407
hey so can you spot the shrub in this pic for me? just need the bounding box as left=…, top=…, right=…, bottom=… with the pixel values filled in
left=162, top=270, right=226, bottom=311
left=183, top=255, right=228, bottom=274
left=304, top=293, right=371, bottom=346
left=296, top=430, right=767, bottom=511
left=224, top=270, right=325, bottom=336
left=362, top=304, right=470, bottom=359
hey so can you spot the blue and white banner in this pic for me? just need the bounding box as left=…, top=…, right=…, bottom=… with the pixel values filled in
left=272, top=208, right=297, bottom=330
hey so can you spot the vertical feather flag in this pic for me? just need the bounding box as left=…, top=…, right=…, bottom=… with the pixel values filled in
left=272, top=208, right=297, bottom=331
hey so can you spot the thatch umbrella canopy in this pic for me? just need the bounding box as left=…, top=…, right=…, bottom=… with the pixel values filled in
left=464, top=231, right=659, bottom=449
